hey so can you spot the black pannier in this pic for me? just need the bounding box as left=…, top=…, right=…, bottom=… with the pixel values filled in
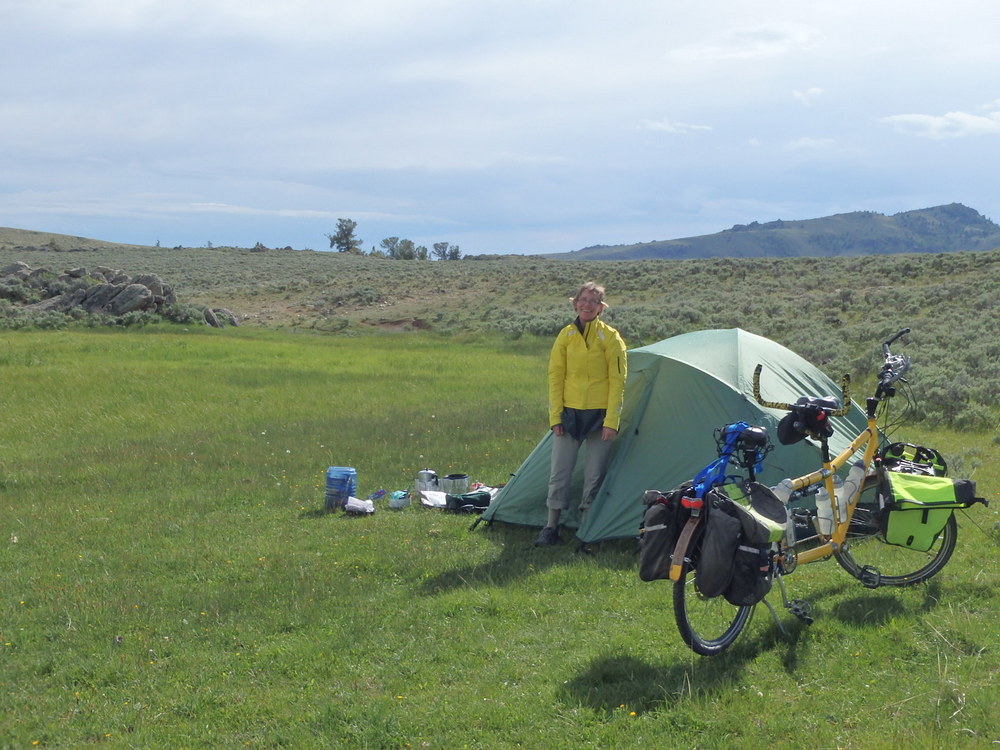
left=638, top=483, right=693, bottom=582
left=639, top=481, right=784, bottom=608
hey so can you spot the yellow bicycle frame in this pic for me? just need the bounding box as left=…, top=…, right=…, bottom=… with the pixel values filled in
left=781, top=421, right=881, bottom=565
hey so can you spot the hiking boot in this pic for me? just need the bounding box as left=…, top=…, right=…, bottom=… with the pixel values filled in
left=533, top=526, right=562, bottom=547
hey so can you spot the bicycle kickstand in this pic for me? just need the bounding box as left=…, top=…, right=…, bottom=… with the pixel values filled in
left=773, top=572, right=814, bottom=626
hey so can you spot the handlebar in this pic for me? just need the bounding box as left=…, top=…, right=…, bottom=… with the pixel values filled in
left=753, top=328, right=912, bottom=414
left=882, top=327, right=910, bottom=357
left=878, top=328, right=911, bottom=395
left=752, top=364, right=852, bottom=416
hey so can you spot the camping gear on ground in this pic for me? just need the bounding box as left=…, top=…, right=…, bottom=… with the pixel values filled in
left=325, top=466, right=357, bottom=510
left=415, top=469, right=439, bottom=492
left=444, top=489, right=493, bottom=513
left=481, top=328, right=869, bottom=545
left=344, top=496, right=375, bottom=515
left=439, top=473, right=470, bottom=495
left=414, top=490, right=448, bottom=508
left=389, top=490, right=411, bottom=509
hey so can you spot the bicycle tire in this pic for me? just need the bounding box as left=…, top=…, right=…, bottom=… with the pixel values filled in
left=834, top=475, right=958, bottom=586
left=673, top=559, right=753, bottom=655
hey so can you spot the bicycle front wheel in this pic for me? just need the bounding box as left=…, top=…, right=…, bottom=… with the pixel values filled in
left=834, top=475, right=958, bottom=586
left=673, top=561, right=753, bottom=655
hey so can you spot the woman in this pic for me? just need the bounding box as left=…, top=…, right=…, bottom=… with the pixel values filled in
left=534, top=281, right=627, bottom=546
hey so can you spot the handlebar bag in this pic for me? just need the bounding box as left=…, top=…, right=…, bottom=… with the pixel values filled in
left=878, top=471, right=979, bottom=550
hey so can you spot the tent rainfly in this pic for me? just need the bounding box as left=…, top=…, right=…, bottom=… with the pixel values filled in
left=481, top=328, right=870, bottom=544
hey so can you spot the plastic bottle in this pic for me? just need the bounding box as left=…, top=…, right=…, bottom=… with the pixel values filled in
left=769, top=478, right=796, bottom=546
left=815, top=475, right=843, bottom=535
left=325, top=466, right=357, bottom=510
left=770, top=478, right=795, bottom=504
left=838, top=460, right=866, bottom=522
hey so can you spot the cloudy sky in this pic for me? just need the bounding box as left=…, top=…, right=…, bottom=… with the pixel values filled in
left=3, top=1, right=999, bottom=255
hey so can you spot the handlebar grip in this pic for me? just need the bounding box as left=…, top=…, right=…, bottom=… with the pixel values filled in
left=752, top=364, right=794, bottom=410
left=882, top=328, right=910, bottom=356
left=753, top=364, right=853, bottom=415
left=831, top=375, right=852, bottom=416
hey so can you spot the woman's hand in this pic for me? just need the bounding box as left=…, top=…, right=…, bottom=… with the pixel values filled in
left=601, top=427, right=618, bottom=441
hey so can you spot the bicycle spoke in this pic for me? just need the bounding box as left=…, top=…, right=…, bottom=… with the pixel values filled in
left=673, top=562, right=753, bottom=655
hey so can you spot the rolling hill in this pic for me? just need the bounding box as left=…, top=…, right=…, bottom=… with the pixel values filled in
left=546, top=203, right=1000, bottom=260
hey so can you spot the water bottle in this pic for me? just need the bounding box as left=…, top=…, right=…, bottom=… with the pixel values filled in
left=770, top=478, right=795, bottom=503
left=325, top=467, right=357, bottom=510
left=838, top=460, right=866, bottom=522
left=770, top=478, right=796, bottom=546
left=815, top=475, right=843, bottom=535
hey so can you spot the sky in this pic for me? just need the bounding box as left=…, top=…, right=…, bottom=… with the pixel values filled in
left=3, top=1, right=1000, bottom=256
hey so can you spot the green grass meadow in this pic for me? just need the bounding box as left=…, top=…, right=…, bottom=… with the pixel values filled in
left=1, top=328, right=998, bottom=749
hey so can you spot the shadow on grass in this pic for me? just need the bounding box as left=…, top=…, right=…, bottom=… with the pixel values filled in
left=559, top=640, right=765, bottom=715
left=561, top=579, right=940, bottom=716
left=417, top=522, right=640, bottom=595
left=800, top=577, right=943, bottom=625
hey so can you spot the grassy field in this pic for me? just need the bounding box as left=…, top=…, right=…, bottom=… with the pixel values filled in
left=1, top=327, right=998, bottom=748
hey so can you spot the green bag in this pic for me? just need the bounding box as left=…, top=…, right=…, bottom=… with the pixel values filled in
left=879, top=471, right=979, bottom=551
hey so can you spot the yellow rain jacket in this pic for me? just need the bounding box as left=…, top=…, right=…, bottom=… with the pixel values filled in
left=548, top=317, right=627, bottom=431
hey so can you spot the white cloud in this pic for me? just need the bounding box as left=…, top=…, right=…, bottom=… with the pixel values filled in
left=793, top=87, right=824, bottom=106
left=879, top=110, right=1000, bottom=139
left=786, top=137, right=835, bottom=150
left=3, top=1, right=1000, bottom=253
left=670, top=24, right=818, bottom=63
left=637, top=119, right=713, bottom=135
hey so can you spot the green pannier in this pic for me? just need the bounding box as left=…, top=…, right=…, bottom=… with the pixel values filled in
left=879, top=471, right=980, bottom=551
left=878, top=442, right=947, bottom=476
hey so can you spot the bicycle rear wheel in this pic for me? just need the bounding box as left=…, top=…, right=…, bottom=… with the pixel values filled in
left=673, top=560, right=753, bottom=655
left=834, top=475, right=958, bottom=586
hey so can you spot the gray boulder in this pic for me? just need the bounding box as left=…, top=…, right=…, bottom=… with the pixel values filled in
left=108, top=284, right=155, bottom=315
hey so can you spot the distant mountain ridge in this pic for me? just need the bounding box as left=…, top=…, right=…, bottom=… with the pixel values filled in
left=547, top=203, right=1000, bottom=260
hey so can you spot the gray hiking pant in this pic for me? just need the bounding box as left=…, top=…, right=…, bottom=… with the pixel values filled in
left=545, top=430, right=614, bottom=511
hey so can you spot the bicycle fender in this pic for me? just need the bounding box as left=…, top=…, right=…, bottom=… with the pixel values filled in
left=669, top=516, right=702, bottom=582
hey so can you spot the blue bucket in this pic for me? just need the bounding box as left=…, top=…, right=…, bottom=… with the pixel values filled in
left=325, top=466, right=357, bottom=510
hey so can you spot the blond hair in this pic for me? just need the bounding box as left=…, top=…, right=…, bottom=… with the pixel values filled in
left=573, top=281, right=606, bottom=304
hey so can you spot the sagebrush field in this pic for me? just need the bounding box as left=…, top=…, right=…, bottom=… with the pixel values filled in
left=1, top=327, right=998, bottom=749
left=1, top=234, right=999, bottom=747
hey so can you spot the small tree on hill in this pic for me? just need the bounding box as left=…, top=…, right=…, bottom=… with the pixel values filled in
left=380, top=237, right=429, bottom=260
left=326, top=218, right=363, bottom=254
left=432, top=242, right=462, bottom=261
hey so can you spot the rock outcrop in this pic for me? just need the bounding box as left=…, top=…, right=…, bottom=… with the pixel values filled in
left=0, top=262, right=236, bottom=327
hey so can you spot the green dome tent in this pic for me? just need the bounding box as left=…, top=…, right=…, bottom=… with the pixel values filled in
left=481, top=328, right=870, bottom=544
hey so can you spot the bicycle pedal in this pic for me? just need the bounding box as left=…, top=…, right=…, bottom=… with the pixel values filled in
left=787, top=599, right=814, bottom=625
left=858, top=565, right=882, bottom=589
